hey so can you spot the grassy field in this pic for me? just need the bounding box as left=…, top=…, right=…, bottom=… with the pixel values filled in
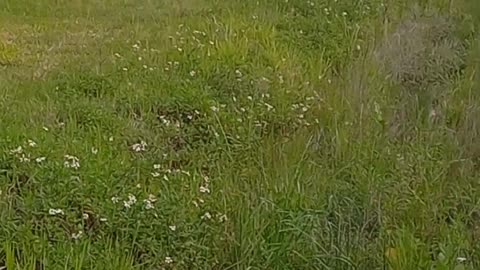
left=1, top=0, right=480, bottom=269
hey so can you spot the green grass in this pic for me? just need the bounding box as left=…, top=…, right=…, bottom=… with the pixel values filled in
left=1, top=0, right=480, bottom=269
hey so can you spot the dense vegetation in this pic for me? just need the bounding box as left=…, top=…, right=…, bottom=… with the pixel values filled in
left=1, top=0, right=480, bottom=269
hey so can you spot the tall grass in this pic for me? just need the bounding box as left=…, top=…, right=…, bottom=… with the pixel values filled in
left=0, top=0, right=479, bottom=269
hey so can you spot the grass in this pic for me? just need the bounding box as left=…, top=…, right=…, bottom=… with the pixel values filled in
left=0, top=0, right=480, bottom=269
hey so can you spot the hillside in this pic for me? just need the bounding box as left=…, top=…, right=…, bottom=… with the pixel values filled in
left=1, top=0, right=480, bottom=269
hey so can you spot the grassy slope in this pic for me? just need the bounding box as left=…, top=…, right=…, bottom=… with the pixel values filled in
left=1, top=0, right=480, bottom=269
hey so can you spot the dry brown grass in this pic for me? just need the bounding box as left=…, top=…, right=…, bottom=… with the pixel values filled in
left=375, top=8, right=469, bottom=139
left=376, top=11, right=467, bottom=93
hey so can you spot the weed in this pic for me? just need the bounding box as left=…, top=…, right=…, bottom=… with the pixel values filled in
left=1, top=0, right=480, bottom=269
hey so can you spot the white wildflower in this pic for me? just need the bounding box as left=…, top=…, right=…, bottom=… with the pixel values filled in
left=111, top=196, right=120, bottom=204
left=122, top=67, right=128, bottom=71
left=114, top=52, right=122, bottom=58
left=128, top=194, right=137, bottom=203
left=10, top=146, right=23, bottom=155
left=218, top=214, right=228, bottom=222
left=49, top=208, right=64, bottom=216
left=264, top=103, right=274, bottom=111
left=131, top=141, right=147, bottom=152
left=19, top=154, right=30, bottom=163
left=165, top=257, right=173, bottom=264
left=151, top=172, right=161, bottom=177
left=100, top=217, right=108, bottom=222
left=457, top=257, right=467, bottom=263
left=163, top=174, right=169, bottom=181
left=82, top=213, right=89, bottom=220
left=64, top=155, right=80, bottom=169
left=189, top=70, right=196, bottom=76
left=159, top=116, right=170, bottom=126
left=144, top=200, right=155, bottom=210
left=42, top=126, right=49, bottom=131
left=148, top=194, right=157, bottom=202
left=91, top=147, right=98, bottom=155
left=123, top=194, right=138, bottom=209
left=27, top=139, right=37, bottom=147
left=108, top=136, right=114, bottom=142
left=35, top=157, right=46, bottom=163
left=153, top=164, right=161, bottom=170
left=71, top=231, right=83, bottom=240
left=199, top=185, right=210, bottom=194
left=132, top=44, right=140, bottom=50
left=169, top=225, right=176, bottom=231
left=210, top=106, right=219, bottom=112
left=142, top=195, right=156, bottom=210
left=201, top=212, right=212, bottom=220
